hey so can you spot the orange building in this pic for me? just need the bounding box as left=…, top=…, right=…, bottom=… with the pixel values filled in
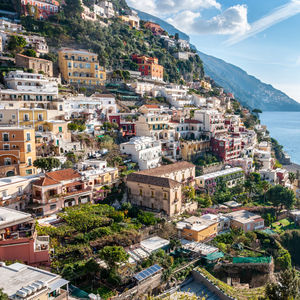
left=0, top=127, right=36, bottom=178
left=132, top=54, right=164, bottom=81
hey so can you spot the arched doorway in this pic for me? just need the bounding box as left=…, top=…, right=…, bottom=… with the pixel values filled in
left=6, top=170, right=15, bottom=177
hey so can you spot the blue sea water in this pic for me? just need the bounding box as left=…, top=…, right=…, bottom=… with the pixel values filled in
left=260, top=112, right=300, bottom=165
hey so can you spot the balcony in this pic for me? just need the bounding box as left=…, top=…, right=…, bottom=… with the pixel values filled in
left=35, top=235, right=49, bottom=252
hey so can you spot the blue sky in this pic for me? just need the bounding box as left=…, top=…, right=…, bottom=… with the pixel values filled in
left=128, top=0, right=300, bottom=102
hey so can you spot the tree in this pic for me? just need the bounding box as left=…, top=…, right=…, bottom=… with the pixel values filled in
left=22, top=49, right=37, bottom=57
left=68, top=123, right=78, bottom=131
left=265, top=268, right=300, bottom=300
left=61, top=160, right=74, bottom=169
left=266, top=185, right=296, bottom=211
left=261, top=181, right=271, bottom=203
left=288, top=172, right=296, bottom=185
left=7, top=35, right=27, bottom=51
left=98, top=246, right=129, bottom=269
left=33, top=157, right=60, bottom=172
left=0, top=289, right=8, bottom=300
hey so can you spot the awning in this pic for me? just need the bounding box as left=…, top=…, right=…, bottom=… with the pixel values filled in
left=48, top=278, right=69, bottom=293
left=205, top=251, right=224, bottom=261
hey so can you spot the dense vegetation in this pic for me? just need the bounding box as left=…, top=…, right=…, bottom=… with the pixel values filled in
left=20, top=1, right=204, bottom=83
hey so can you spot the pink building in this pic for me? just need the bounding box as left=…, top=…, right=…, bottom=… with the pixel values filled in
left=0, top=207, right=50, bottom=266
left=21, top=0, right=60, bottom=19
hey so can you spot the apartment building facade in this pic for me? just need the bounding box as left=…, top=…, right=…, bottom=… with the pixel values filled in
left=0, top=127, right=36, bottom=177
left=21, top=0, right=60, bottom=19
left=132, top=54, right=164, bottom=81
left=58, top=48, right=106, bottom=86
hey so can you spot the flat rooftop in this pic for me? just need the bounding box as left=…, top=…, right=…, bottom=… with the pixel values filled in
left=140, top=236, right=169, bottom=253
left=0, top=207, right=33, bottom=230
left=225, top=210, right=263, bottom=224
left=197, top=167, right=243, bottom=181
left=0, top=174, right=39, bottom=188
left=0, top=263, right=66, bottom=297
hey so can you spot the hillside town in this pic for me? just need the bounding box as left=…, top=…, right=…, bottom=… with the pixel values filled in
left=0, top=1, right=299, bottom=300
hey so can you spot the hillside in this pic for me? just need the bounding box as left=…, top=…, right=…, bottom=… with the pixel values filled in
left=135, top=10, right=300, bottom=111
left=133, top=9, right=190, bottom=42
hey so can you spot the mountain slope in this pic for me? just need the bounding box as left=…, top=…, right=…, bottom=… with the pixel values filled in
left=198, top=51, right=300, bottom=111
left=136, top=10, right=300, bottom=111
left=134, top=9, right=190, bottom=42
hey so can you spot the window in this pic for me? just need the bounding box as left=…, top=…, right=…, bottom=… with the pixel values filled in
left=28, top=158, right=32, bottom=166
left=24, top=114, right=29, bottom=121
left=0, top=113, right=3, bottom=119
left=59, top=127, right=62, bottom=132
left=38, top=125, right=43, bottom=132
left=4, top=157, right=11, bottom=165
left=12, top=114, right=16, bottom=119
left=26, top=169, right=33, bottom=175
left=3, top=144, right=9, bottom=150
left=139, top=189, right=143, bottom=196
left=163, top=193, right=167, bottom=199
left=27, top=144, right=31, bottom=152
left=26, top=133, right=31, bottom=141
left=50, top=204, right=57, bottom=210
left=2, top=133, right=9, bottom=142
left=38, top=114, right=43, bottom=121
left=2, top=191, right=7, bottom=198
left=151, top=190, right=155, bottom=197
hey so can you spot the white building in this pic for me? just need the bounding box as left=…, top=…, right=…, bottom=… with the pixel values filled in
left=120, top=136, right=162, bottom=170
left=96, top=0, right=115, bottom=18
left=64, top=93, right=116, bottom=119
left=254, top=149, right=273, bottom=170
left=159, top=84, right=192, bottom=108
left=194, top=109, right=226, bottom=136
left=5, top=70, right=58, bottom=94
left=0, top=19, right=23, bottom=32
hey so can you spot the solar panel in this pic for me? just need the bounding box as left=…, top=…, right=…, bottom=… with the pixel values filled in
left=134, top=264, right=162, bottom=282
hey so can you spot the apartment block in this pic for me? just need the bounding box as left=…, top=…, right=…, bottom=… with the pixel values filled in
left=21, top=0, right=60, bottom=19
left=32, top=169, right=93, bottom=216
left=0, top=208, right=50, bottom=265
left=0, top=127, right=36, bottom=177
left=15, top=53, right=53, bottom=77
left=58, top=48, right=106, bottom=86
left=132, top=54, right=164, bottom=81
left=120, top=136, right=162, bottom=170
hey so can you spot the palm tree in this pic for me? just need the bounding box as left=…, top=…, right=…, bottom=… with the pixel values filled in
left=261, top=181, right=271, bottom=203
left=288, top=172, right=296, bottom=185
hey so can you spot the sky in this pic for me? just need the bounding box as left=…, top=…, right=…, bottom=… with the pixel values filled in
left=128, top=0, right=300, bottom=102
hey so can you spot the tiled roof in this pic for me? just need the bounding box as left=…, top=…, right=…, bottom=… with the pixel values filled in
left=34, top=176, right=59, bottom=187
left=46, top=169, right=81, bottom=182
left=139, top=161, right=195, bottom=177
left=127, top=173, right=181, bottom=188
left=144, top=105, right=159, bottom=108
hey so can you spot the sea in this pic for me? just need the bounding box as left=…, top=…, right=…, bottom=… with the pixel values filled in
left=260, top=112, right=300, bottom=165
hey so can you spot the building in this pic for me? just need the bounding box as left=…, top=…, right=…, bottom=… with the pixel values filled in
left=225, top=210, right=265, bottom=232
left=0, top=127, right=36, bottom=177
left=120, top=136, right=162, bottom=170
left=0, top=174, right=38, bottom=210
left=58, top=48, right=106, bottom=86
left=77, top=160, right=119, bottom=202
left=109, top=114, right=136, bottom=137
left=0, top=208, right=50, bottom=265
left=176, top=215, right=218, bottom=242
left=0, top=262, right=69, bottom=300
left=211, top=136, right=242, bottom=162
left=119, top=11, right=140, bottom=29
left=127, top=172, right=182, bottom=216
left=21, top=0, right=60, bottom=19
left=196, top=167, right=244, bottom=194
left=65, top=93, right=116, bottom=119
left=96, top=0, right=115, bottom=18
left=144, top=22, right=165, bottom=35
left=132, top=54, right=164, bottom=81
left=0, top=19, right=23, bottom=32
left=126, top=162, right=197, bottom=216
left=194, top=110, right=226, bottom=137
left=32, top=169, right=93, bottom=216
left=181, top=140, right=210, bottom=161
left=15, top=53, right=53, bottom=77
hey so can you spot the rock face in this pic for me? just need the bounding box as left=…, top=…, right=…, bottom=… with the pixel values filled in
left=213, top=260, right=274, bottom=288
left=135, top=10, right=300, bottom=112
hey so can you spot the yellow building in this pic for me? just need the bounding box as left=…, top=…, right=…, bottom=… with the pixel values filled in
left=0, top=127, right=36, bottom=177
left=181, top=140, right=211, bottom=161
left=58, top=48, right=106, bottom=86
left=177, top=216, right=218, bottom=242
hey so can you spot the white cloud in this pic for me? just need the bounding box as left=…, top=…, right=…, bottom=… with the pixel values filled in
left=127, top=0, right=221, bottom=16
left=167, top=5, right=249, bottom=35
left=226, top=0, right=300, bottom=46
left=296, top=56, right=300, bottom=65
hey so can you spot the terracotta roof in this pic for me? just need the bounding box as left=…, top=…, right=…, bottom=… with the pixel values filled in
left=127, top=173, right=181, bottom=188
left=144, top=105, right=159, bottom=108
left=34, top=176, right=59, bottom=187
left=46, top=169, right=81, bottom=182
left=16, top=53, right=52, bottom=63
left=139, top=161, right=195, bottom=177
